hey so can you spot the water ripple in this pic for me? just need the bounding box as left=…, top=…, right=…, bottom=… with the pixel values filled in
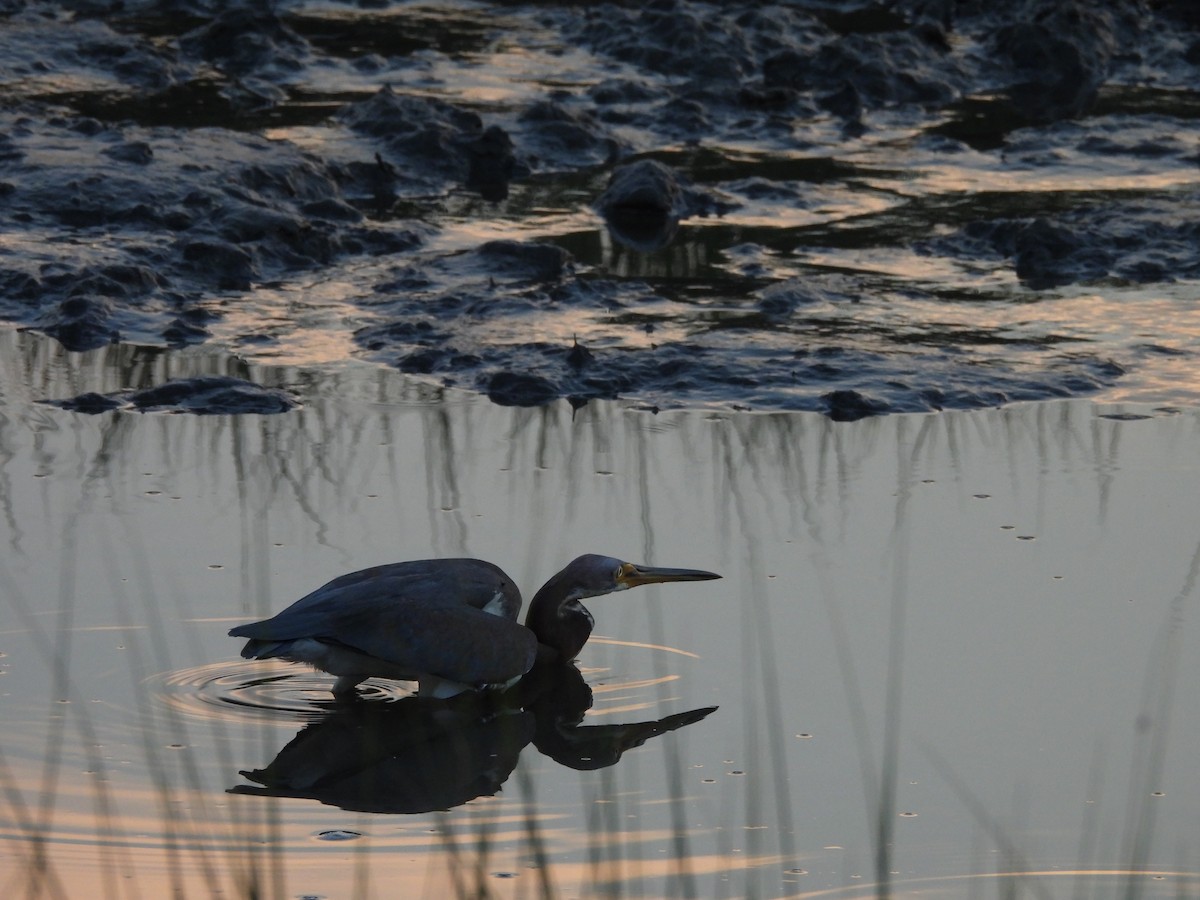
left=149, top=636, right=697, bottom=725
left=149, top=660, right=417, bottom=724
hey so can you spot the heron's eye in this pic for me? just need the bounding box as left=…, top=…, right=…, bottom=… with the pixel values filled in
left=614, top=564, right=626, bottom=581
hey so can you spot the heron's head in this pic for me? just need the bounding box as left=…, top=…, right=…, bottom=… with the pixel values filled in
left=562, top=554, right=721, bottom=601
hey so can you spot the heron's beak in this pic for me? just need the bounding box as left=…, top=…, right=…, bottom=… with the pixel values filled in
left=618, top=563, right=721, bottom=588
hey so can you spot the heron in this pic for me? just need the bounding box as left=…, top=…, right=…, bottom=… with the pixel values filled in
left=229, top=554, right=720, bottom=697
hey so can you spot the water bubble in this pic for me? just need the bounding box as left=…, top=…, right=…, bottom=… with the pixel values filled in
left=1151, top=791, right=1165, bottom=797
left=785, top=868, right=808, bottom=875
left=899, top=811, right=917, bottom=817
left=728, top=770, right=744, bottom=776
left=1000, top=525, right=1015, bottom=530
left=702, top=778, right=716, bottom=784
left=207, top=564, right=224, bottom=570
left=795, top=733, right=812, bottom=739
left=491, top=872, right=517, bottom=879
left=1016, top=535, right=1036, bottom=541
left=973, top=494, right=991, bottom=499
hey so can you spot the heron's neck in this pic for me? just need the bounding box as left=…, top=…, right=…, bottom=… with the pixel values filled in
left=525, top=575, right=593, bottom=661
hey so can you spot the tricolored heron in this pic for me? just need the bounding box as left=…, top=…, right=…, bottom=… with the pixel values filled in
left=230, top=554, right=720, bottom=697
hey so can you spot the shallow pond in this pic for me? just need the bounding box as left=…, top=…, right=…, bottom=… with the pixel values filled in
left=2, top=329, right=1199, bottom=898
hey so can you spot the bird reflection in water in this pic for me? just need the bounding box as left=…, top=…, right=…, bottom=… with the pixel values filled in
left=230, top=554, right=720, bottom=698
left=229, top=664, right=717, bottom=814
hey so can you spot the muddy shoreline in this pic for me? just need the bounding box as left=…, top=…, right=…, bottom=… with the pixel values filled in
left=2, top=1, right=1198, bottom=416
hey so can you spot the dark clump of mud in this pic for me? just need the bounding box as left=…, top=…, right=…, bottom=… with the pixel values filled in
left=43, top=375, right=300, bottom=415
left=1, top=0, right=1198, bottom=417
left=926, top=195, right=1200, bottom=290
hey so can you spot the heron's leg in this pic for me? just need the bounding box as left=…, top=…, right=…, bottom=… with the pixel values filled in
left=332, top=674, right=366, bottom=696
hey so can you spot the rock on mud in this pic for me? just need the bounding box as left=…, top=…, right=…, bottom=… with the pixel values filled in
left=822, top=389, right=891, bottom=422
left=596, top=160, right=688, bottom=221
left=596, top=159, right=731, bottom=220
left=594, top=159, right=733, bottom=251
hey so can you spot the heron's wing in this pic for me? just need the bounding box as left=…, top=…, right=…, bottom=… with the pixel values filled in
left=230, top=570, right=514, bottom=638
left=231, top=575, right=536, bottom=684
left=251, top=559, right=520, bottom=620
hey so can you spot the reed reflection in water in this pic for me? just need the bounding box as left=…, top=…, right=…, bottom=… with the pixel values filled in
left=1, top=329, right=1198, bottom=898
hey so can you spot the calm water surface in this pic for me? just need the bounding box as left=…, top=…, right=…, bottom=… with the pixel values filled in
left=1, top=330, right=1199, bottom=898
